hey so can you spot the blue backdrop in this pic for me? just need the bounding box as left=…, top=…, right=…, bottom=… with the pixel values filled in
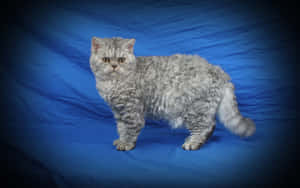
left=1, top=0, right=298, bottom=187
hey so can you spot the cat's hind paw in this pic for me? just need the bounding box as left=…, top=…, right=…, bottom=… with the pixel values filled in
left=113, top=139, right=135, bottom=151
left=182, top=141, right=203, bottom=151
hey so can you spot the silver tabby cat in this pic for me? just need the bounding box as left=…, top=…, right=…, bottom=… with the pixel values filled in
left=90, top=37, right=255, bottom=151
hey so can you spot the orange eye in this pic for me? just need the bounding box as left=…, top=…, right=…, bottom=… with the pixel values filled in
left=117, top=57, right=126, bottom=63
left=102, top=57, right=110, bottom=63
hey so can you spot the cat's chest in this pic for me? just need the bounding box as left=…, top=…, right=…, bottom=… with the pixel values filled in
left=96, top=80, right=116, bottom=94
left=96, top=79, right=136, bottom=103
left=96, top=80, right=118, bottom=99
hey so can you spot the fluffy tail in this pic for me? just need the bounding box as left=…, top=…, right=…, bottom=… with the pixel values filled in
left=217, top=83, right=255, bottom=137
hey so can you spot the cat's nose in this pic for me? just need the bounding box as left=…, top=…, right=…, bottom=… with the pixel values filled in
left=112, top=65, right=117, bottom=69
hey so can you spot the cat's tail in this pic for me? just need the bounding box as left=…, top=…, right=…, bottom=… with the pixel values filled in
left=217, top=82, right=255, bottom=137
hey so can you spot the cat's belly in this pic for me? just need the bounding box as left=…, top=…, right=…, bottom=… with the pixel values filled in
left=145, top=88, right=190, bottom=128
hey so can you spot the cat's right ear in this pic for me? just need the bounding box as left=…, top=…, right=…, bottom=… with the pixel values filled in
left=91, top=37, right=102, bottom=53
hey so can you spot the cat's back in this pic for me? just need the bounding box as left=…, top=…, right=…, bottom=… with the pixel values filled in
left=136, top=54, right=230, bottom=84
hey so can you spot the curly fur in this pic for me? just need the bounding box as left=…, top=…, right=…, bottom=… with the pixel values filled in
left=90, top=37, right=255, bottom=151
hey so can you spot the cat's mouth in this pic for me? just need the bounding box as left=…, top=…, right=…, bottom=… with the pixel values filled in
left=110, top=70, right=119, bottom=75
left=111, top=68, right=121, bottom=74
left=107, top=67, right=124, bottom=76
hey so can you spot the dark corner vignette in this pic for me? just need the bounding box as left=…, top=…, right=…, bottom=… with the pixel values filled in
left=0, top=0, right=299, bottom=188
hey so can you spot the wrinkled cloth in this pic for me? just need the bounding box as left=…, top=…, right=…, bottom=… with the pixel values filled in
left=1, top=1, right=297, bottom=187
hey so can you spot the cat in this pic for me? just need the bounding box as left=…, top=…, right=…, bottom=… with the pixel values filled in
left=89, top=37, right=255, bottom=151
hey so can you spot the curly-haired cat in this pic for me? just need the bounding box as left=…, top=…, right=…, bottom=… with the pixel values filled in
left=89, top=37, right=255, bottom=151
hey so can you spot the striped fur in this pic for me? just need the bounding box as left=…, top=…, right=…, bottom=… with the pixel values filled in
left=90, top=37, right=255, bottom=151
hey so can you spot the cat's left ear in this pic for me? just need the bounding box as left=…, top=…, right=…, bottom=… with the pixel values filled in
left=123, top=38, right=136, bottom=53
left=91, top=37, right=104, bottom=53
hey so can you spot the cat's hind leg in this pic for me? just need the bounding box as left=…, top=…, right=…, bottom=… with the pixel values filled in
left=182, top=118, right=215, bottom=150
left=182, top=99, right=218, bottom=150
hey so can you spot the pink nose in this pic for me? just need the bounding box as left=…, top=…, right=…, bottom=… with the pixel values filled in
left=112, top=65, right=117, bottom=69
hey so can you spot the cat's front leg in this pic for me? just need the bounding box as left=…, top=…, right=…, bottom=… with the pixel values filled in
left=113, top=110, right=145, bottom=151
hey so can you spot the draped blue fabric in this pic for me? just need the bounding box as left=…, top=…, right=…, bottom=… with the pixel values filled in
left=1, top=0, right=297, bottom=187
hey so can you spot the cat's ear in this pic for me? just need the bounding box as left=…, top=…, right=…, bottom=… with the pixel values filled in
left=123, top=38, right=135, bottom=53
left=91, top=37, right=103, bottom=53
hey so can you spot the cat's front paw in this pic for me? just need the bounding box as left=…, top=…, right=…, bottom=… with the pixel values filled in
left=182, top=141, right=204, bottom=151
left=113, top=139, right=135, bottom=151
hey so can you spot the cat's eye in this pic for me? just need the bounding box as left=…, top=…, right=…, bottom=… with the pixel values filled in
left=102, top=57, right=110, bottom=63
left=117, top=57, right=126, bottom=63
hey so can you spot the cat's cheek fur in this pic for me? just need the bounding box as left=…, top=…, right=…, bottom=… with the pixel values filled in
left=90, top=62, right=97, bottom=72
left=103, top=66, right=113, bottom=74
left=118, top=67, right=126, bottom=75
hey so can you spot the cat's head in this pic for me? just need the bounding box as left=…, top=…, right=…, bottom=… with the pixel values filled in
left=90, top=37, right=136, bottom=79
